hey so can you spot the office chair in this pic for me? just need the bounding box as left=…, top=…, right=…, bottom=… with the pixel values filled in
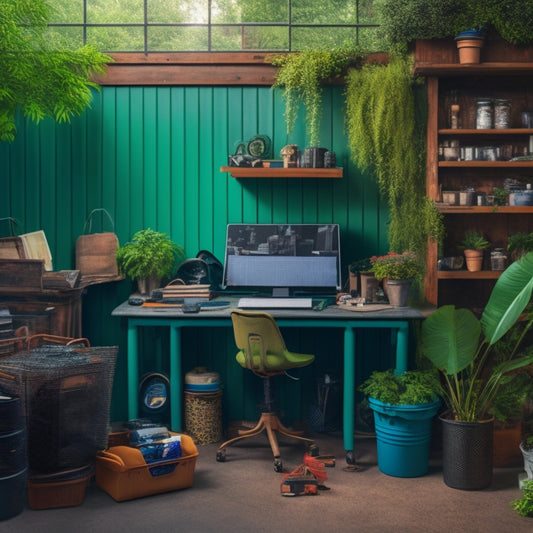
left=216, top=310, right=317, bottom=472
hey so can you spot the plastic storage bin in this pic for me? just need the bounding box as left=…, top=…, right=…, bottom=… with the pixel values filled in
left=95, top=433, right=198, bottom=501
left=27, top=465, right=93, bottom=510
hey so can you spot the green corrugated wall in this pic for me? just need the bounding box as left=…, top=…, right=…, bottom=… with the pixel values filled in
left=0, top=85, right=395, bottom=426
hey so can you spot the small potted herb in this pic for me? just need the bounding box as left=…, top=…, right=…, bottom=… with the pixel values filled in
left=459, top=230, right=490, bottom=272
left=508, top=231, right=533, bottom=262
left=116, top=229, right=186, bottom=295
left=348, top=257, right=372, bottom=294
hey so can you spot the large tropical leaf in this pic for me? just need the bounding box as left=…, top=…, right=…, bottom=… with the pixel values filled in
left=421, top=305, right=481, bottom=375
left=481, top=252, right=533, bottom=346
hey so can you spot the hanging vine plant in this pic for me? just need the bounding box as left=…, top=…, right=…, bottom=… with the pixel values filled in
left=345, top=55, right=444, bottom=282
left=270, top=48, right=362, bottom=147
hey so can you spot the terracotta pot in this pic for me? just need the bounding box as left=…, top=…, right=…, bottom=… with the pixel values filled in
left=456, top=38, right=484, bottom=64
left=348, top=270, right=359, bottom=293
left=493, top=421, right=522, bottom=468
left=464, top=249, right=483, bottom=272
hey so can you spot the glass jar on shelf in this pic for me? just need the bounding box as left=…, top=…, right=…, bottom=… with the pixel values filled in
left=475, top=99, right=493, bottom=129
left=490, top=248, right=507, bottom=271
left=494, top=98, right=511, bottom=129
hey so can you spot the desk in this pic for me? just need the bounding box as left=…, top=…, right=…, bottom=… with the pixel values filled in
left=112, top=298, right=423, bottom=464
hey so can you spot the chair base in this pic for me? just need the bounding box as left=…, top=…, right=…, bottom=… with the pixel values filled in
left=216, top=412, right=316, bottom=472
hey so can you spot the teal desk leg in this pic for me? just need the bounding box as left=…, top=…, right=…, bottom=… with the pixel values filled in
left=344, top=326, right=356, bottom=464
left=169, top=326, right=182, bottom=431
left=127, top=321, right=139, bottom=420
left=395, top=322, right=409, bottom=375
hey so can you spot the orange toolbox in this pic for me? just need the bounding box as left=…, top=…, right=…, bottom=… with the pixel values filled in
left=95, top=433, right=198, bottom=501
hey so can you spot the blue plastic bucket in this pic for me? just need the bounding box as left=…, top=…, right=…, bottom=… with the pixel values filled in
left=369, top=397, right=441, bottom=478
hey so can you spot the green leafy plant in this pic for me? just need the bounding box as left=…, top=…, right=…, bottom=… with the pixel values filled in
left=345, top=55, right=444, bottom=285
left=459, top=230, right=490, bottom=251
left=420, top=252, right=533, bottom=422
left=511, top=479, right=533, bottom=517
left=493, top=187, right=509, bottom=206
left=359, top=369, right=442, bottom=405
left=116, top=229, right=186, bottom=281
left=370, top=251, right=421, bottom=281
left=349, top=258, right=373, bottom=274
left=0, top=0, right=111, bottom=142
left=376, top=0, right=533, bottom=54
left=508, top=232, right=533, bottom=262
left=270, top=47, right=361, bottom=146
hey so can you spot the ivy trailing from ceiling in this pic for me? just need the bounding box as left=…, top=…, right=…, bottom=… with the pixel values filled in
left=270, top=48, right=363, bottom=147
left=345, top=55, right=444, bottom=283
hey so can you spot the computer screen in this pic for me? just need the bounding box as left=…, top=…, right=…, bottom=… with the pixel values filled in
left=222, top=224, right=341, bottom=296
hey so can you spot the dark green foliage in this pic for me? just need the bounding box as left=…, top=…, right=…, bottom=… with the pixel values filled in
left=358, top=369, right=442, bottom=405
left=0, top=0, right=111, bottom=141
left=511, top=480, right=533, bottom=517
left=345, top=55, right=444, bottom=283
left=459, top=230, right=490, bottom=251
left=376, top=0, right=533, bottom=52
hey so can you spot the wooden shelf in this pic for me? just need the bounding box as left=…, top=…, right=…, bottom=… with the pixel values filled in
left=437, top=270, right=501, bottom=280
left=436, top=206, right=533, bottom=214
left=414, top=63, right=533, bottom=76
left=439, top=161, right=533, bottom=168
left=439, top=129, right=533, bottom=135
left=220, top=166, right=343, bottom=178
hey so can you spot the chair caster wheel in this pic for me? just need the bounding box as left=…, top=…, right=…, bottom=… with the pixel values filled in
left=216, top=450, right=226, bottom=462
left=274, top=460, right=283, bottom=472
left=308, top=444, right=319, bottom=457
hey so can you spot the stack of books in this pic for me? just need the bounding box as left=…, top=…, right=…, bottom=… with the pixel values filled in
left=161, top=283, right=211, bottom=302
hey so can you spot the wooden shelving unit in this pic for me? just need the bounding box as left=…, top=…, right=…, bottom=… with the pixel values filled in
left=220, top=166, right=343, bottom=178
left=418, top=48, right=533, bottom=308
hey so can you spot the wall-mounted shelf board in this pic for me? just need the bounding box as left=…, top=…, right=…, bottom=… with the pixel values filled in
left=220, top=166, right=343, bottom=178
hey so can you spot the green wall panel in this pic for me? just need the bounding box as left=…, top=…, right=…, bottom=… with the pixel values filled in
left=0, top=84, right=395, bottom=424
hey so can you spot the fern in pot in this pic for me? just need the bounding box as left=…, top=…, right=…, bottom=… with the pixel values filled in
left=358, top=369, right=442, bottom=477
left=116, top=229, right=186, bottom=295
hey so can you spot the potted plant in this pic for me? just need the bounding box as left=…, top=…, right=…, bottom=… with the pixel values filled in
left=493, top=187, right=509, bottom=206
left=116, top=229, right=186, bottom=295
left=370, top=251, right=421, bottom=306
left=459, top=230, right=490, bottom=272
left=358, top=369, right=442, bottom=477
left=508, top=231, right=533, bottom=263
left=420, top=252, right=533, bottom=489
left=348, top=257, right=373, bottom=294
left=520, top=435, right=533, bottom=487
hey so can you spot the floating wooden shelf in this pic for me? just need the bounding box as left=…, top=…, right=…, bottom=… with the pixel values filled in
left=437, top=270, right=501, bottom=280
left=439, top=128, right=533, bottom=135
left=436, top=206, right=533, bottom=214
left=220, top=166, right=343, bottom=178
left=439, top=161, right=533, bottom=168
left=414, top=63, right=533, bottom=76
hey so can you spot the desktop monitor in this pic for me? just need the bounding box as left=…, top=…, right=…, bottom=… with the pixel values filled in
left=222, top=224, right=341, bottom=296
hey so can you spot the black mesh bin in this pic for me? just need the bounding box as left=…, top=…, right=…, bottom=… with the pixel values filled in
left=0, top=339, right=118, bottom=473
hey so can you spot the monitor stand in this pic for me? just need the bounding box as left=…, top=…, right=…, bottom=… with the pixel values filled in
left=272, top=287, right=290, bottom=298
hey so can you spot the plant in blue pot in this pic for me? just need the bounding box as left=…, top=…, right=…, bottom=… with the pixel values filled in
left=358, top=368, right=442, bottom=478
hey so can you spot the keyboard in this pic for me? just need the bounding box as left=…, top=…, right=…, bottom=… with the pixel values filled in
left=237, top=297, right=313, bottom=309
